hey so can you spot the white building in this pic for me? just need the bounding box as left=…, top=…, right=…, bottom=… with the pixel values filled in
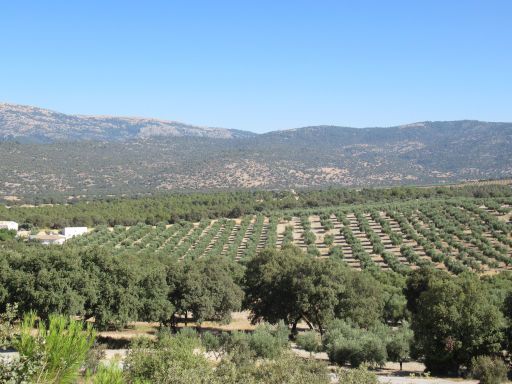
left=62, top=227, right=88, bottom=239
left=0, top=221, right=18, bottom=231
left=31, top=234, right=66, bottom=245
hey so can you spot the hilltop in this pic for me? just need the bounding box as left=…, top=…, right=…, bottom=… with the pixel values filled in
left=0, top=103, right=254, bottom=142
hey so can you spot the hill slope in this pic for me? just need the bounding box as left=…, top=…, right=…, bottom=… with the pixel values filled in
left=0, top=104, right=511, bottom=199
left=0, top=103, right=254, bottom=142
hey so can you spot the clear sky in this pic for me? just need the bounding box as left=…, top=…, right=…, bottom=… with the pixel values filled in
left=1, top=1, right=511, bottom=133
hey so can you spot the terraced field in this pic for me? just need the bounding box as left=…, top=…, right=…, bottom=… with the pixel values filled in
left=68, top=197, right=512, bottom=274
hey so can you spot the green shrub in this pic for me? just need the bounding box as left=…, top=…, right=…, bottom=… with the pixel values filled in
left=124, top=333, right=212, bottom=383
left=177, top=327, right=199, bottom=340
left=0, top=229, right=16, bottom=242
left=84, top=344, right=107, bottom=375
left=214, top=352, right=330, bottom=384
left=324, top=234, right=334, bottom=246
left=296, top=331, right=322, bottom=355
left=471, top=356, right=508, bottom=384
left=337, top=365, right=379, bottom=384
left=222, top=331, right=256, bottom=367
left=328, top=245, right=343, bottom=259
left=201, top=332, right=222, bottom=354
left=253, top=352, right=330, bottom=383
left=92, top=363, right=125, bottom=384
left=386, top=323, right=413, bottom=370
left=303, top=231, right=316, bottom=245
left=16, top=313, right=96, bottom=384
left=307, top=245, right=321, bottom=257
left=249, top=322, right=289, bottom=359
left=0, top=303, right=18, bottom=349
left=0, top=354, right=41, bottom=384
left=324, top=320, right=387, bottom=367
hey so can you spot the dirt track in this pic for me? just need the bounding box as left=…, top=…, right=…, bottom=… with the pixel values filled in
left=377, top=377, right=478, bottom=384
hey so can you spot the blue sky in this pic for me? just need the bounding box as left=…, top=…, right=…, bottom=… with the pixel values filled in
left=1, top=1, right=511, bottom=133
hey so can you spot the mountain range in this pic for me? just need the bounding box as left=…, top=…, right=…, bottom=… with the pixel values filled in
left=1, top=103, right=511, bottom=200
left=0, top=103, right=254, bottom=142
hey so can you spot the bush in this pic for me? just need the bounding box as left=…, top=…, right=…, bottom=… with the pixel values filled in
left=307, top=245, right=321, bottom=257
left=0, top=229, right=16, bottom=242
left=471, top=356, right=508, bottom=384
left=303, top=231, right=316, bottom=245
left=0, top=303, right=18, bottom=349
left=337, top=365, right=379, bottom=384
left=253, top=352, right=330, bottom=383
left=201, top=332, right=222, bottom=355
left=215, top=352, right=331, bottom=384
left=249, top=322, right=289, bottom=359
left=124, top=333, right=212, bottom=383
left=221, top=331, right=256, bottom=367
left=386, top=323, right=413, bottom=370
left=0, top=354, right=41, bottom=384
left=92, top=363, right=125, bottom=384
left=324, top=320, right=387, bottom=367
left=84, top=344, right=107, bottom=375
left=328, top=245, right=343, bottom=259
left=16, top=313, right=96, bottom=384
left=296, top=331, right=322, bottom=355
left=324, top=234, right=334, bottom=246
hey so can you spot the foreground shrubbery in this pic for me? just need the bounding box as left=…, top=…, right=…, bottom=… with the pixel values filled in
left=295, top=330, right=322, bottom=356
left=323, top=319, right=412, bottom=369
left=470, top=356, right=508, bottom=384
left=337, top=366, right=379, bottom=384
left=125, top=328, right=331, bottom=384
left=0, top=306, right=510, bottom=383
left=0, top=313, right=95, bottom=384
left=0, top=315, right=334, bottom=383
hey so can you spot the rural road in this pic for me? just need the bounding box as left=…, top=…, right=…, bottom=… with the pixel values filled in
left=377, top=376, right=478, bottom=384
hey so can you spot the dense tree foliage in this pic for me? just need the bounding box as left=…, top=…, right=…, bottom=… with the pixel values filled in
left=167, top=257, right=244, bottom=326
left=1, top=184, right=510, bottom=227
left=505, top=291, right=512, bottom=354
left=0, top=246, right=243, bottom=331
left=243, top=246, right=387, bottom=334
left=406, top=270, right=506, bottom=374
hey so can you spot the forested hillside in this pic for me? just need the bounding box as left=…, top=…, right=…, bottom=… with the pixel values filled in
left=1, top=104, right=511, bottom=199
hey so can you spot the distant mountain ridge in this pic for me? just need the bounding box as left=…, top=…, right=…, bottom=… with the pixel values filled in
left=1, top=102, right=511, bottom=144
left=0, top=103, right=511, bottom=198
left=0, top=103, right=255, bottom=142
left=259, top=120, right=512, bottom=145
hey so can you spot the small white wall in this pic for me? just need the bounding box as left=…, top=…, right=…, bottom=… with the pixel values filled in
left=63, top=227, right=88, bottom=239
left=0, top=221, right=18, bottom=231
